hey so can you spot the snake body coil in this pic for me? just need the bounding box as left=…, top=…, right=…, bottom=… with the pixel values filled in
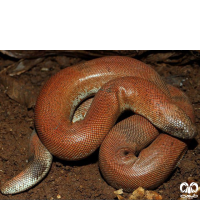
left=1, top=56, right=197, bottom=194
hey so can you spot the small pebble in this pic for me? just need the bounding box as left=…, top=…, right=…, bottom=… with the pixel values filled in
left=41, top=67, right=49, bottom=71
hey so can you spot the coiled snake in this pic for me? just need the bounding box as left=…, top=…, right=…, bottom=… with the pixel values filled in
left=1, top=56, right=197, bottom=194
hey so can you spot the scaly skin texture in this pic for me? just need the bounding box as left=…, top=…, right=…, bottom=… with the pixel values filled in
left=99, top=84, right=195, bottom=192
left=34, top=56, right=196, bottom=160
left=1, top=130, right=52, bottom=194
left=1, top=56, right=197, bottom=194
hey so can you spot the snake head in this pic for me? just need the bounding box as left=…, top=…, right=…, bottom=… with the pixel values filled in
left=164, top=104, right=197, bottom=139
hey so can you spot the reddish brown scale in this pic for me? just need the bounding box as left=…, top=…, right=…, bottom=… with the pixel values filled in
left=33, top=56, right=196, bottom=190
left=34, top=56, right=173, bottom=160
left=99, top=84, right=195, bottom=191
left=99, top=117, right=187, bottom=191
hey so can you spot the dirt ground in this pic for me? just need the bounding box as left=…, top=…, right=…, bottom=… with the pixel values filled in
left=0, top=51, right=199, bottom=200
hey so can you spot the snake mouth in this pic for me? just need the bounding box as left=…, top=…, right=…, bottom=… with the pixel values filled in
left=167, top=123, right=197, bottom=140
left=182, top=124, right=198, bottom=139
